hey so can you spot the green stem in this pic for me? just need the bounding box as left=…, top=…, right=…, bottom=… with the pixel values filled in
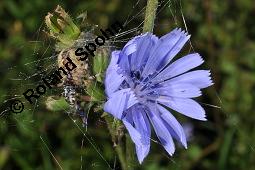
left=115, top=145, right=127, bottom=170
left=143, top=0, right=159, bottom=33
left=104, top=116, right=127, bottom=170
left=126, top=134, right=135, bottom=170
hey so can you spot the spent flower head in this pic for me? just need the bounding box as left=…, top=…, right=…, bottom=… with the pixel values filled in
left=104, top=28, right=213, bottom=163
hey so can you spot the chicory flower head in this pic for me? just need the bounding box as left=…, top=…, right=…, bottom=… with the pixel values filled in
left=104, top=28, right=213, bottom=163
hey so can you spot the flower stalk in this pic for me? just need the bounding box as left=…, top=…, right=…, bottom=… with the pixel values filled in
left=104, top=115, right=128, bottom=170
left=143, top=0, right=159, bottom=33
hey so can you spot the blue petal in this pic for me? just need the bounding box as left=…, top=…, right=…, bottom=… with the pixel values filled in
left=157, top=97, right=207, bottom=121
left=118, top=52, right=130, bottom=74
left=132, top=108, right=151, bottom=163
left=147, top=105, right=175, bottom=155
left=104, top=89, right=138, bottom=119
left=160, top=70, right=213, bottom=89
left=157, top=104, right=187, bottom=148
left=108, top=50, right=121, bottom=66
left=142, top=28, right=190, bottom=77
left=104, top=64, right=124, bottom=96
left=153, top=53, right=204, bottom=83
left=154, top=83, right=201, bottom=98
left=120, top=35, right=139, bottom=56
left=105, top=51, right=124, bottom=96
left=117, top=36, right=140, bottom=72
left=130, top=33, right=158, bottom=72
left=123, top=112, right=143, bottom=147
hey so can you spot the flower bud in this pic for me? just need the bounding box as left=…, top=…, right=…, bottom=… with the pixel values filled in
left=45, top=5, right=80, bottom=51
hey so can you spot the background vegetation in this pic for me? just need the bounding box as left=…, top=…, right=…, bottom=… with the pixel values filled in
left=0, top=0, right=254, bottom=169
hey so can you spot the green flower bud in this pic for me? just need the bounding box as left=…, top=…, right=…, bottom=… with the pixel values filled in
left=45, top=5, right=80, bottom=51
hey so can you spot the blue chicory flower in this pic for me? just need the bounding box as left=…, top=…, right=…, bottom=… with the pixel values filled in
left=104, top=28, right=213, bottom=163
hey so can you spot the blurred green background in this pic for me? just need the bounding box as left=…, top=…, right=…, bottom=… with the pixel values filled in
left=0, top=0, right=254, bottom=169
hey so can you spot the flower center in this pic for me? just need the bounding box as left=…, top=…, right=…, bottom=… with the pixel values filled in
left=121, top=71, right=160, bottom=104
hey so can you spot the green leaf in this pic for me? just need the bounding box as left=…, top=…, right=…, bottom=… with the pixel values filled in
left=45, top=96, right=70, bottom=111
left=86, top=82, right=105, bottom=101
left=93, top=49, right=109, bottom=83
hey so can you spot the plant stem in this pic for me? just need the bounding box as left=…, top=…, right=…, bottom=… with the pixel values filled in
left=143, top=0, right=159, bottom=33
left=104, top=116, right=127, bottom=170
left=126, top=134, right=135, bottom=170
left=115, top=145, right=127, bottom=170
